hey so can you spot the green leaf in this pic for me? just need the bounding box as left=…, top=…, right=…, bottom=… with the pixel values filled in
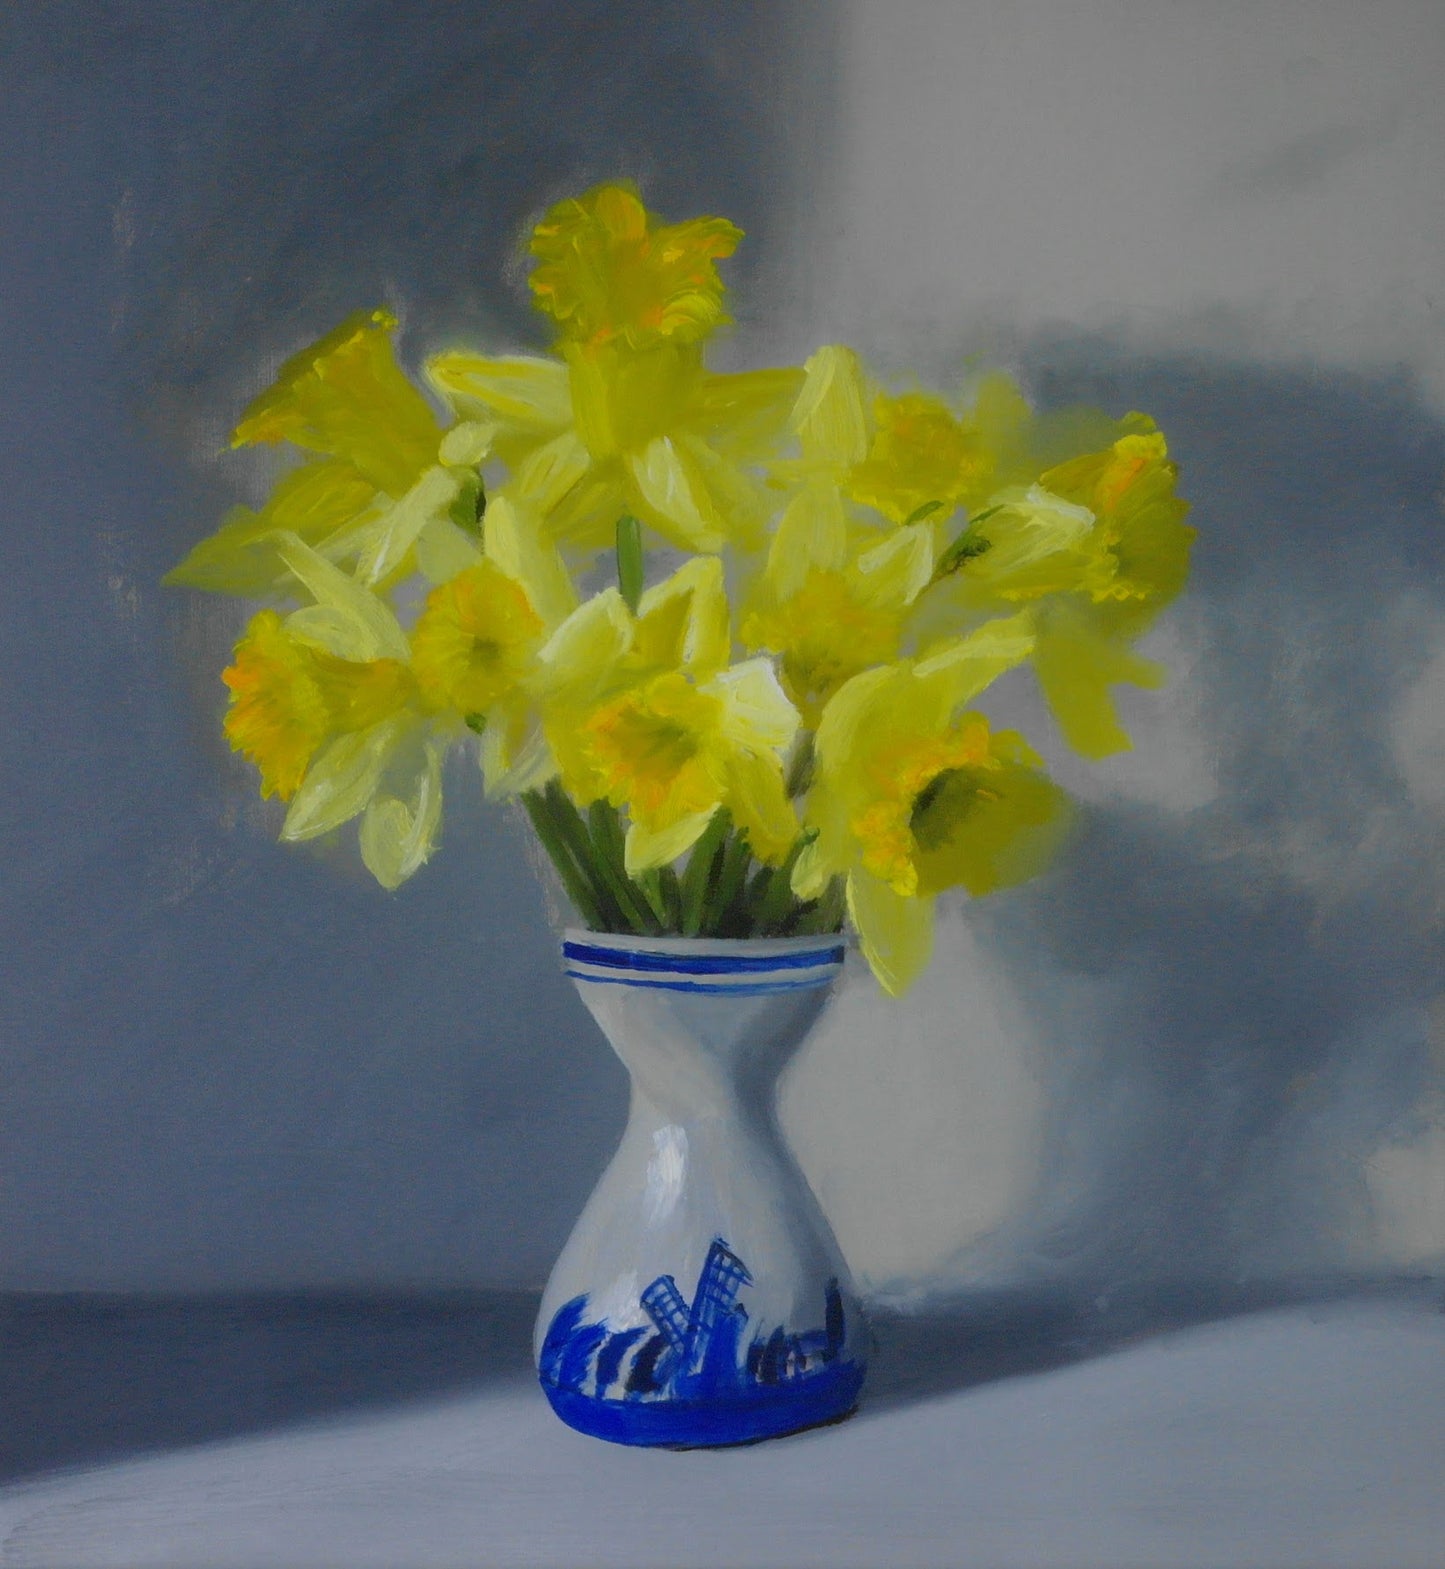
left=932, top=503, right=1004, bottom=582
left=901, top=499, right=945, bottom=527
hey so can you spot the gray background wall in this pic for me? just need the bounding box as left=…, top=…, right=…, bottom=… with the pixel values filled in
left=2, top=1, right=1441, bottom=1297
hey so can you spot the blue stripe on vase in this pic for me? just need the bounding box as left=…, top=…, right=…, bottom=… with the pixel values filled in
left=564, top=971, right=835, bottom=997
left=562, top=941, right=845, bottom=975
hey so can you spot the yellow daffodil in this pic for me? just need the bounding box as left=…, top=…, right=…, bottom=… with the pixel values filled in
left=411, top=560, right=546, bottom=717
left=169, top=182, right=1194, bottom=965
left=408, top=554, right=555, bottom=796
left=918, top=418, right=1195, bottom=758
left=220, top=533, right=516, bottom=890
left=847, top=388, right=996, bottom=525
left=222, top=611, right=414, bottom=801
left=527, top=182, right=743, bottom=351
left=220, top=601, right=442, bottom=890
left=741, top=523, right=935, bottom=726
left=168, top=311, right=491, bottom=596
left=537, top=558, right=800, bottom=872
left=795, top=618, right=1069, bottom=994
left=427, top=188, right=799, bottom=556
left=428, top=345, right=796, bottom=557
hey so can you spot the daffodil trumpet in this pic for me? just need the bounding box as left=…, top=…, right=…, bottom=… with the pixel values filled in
left=168, top=181, right=1193, bottom=995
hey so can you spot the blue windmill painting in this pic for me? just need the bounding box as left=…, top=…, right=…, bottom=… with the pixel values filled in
left=539, top=1238, right=863, bottom=1446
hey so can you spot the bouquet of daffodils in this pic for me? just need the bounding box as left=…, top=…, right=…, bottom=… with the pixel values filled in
left=168, top=183, right=1193, bottom=995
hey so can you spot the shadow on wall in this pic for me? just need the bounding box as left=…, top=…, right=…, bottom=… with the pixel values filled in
left=925, top=343, right=1445, bottom=1294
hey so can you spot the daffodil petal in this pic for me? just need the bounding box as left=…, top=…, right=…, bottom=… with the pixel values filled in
left=275, top=533, right=410, bottom=661
left=281, top=717, right=407, bottom=840
left=165, top=462, right=381, bottom=596
left=790, top=836, right=830, bottom=902
left=846, top=868, right=936, bottom=998
left=674, top=432, right=771, bottom=550
left=354, top=465, right=462, bottom=586
left=425, top=352, right=573, bottom=432
left=437, top=419, right=496, bottom=468
left=850, top=522, right=935, bottom=610
left=723, top=748, right=798, bottom=865
left=625, top=438, right=725, bottom=552
left=538, top=589, right=634, bottom=703
left=1033, top=610, right=1166, bottom=758
left=765, top=479, right=849, bottom=598
left=413, top=515, right=484, bottom=584
left=481, top=711, right=556, bottom=798
left=792, top=345, right=869, bottom=468
left=912, top=610, right=1037, bottom=707
left=482, top=493, right=578, bottom=627
left=636, top=556, right=730, bottom=677
left=510, top=430, right=594, bottom=517
left=624, top=809, right=717, bottom=876
left=359, top=736, right=446, bottom=889
left=709, top=658, right=800, bottom=755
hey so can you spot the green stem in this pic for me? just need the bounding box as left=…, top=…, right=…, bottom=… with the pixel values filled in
left=585, top=798, right=659, bottom=934
left=679, top=810, right=731, bottom=936
left=520, top=790, right=605, bottom=929
left=616, top=514, right=644, bottom=614
left=704, top=829, right=755, bottom=936
left=544, top=782, right=629, bottom=931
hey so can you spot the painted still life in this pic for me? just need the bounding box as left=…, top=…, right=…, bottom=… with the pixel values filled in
left=3, top=5, right=1443, bottom=1567
left=161, top=182, right=1192, bottom=1445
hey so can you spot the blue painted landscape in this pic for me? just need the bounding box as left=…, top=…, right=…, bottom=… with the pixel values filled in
left=539, top=1238, right=864, bottom=1446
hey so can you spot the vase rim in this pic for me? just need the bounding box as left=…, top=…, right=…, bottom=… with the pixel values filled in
left=562, top=928, right=847, bottom=957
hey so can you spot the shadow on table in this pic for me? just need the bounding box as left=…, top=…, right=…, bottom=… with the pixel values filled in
left=5, top=1279, right=1437, bottom=1480
left=0, top=1289, right=540, bottom=1484
left=859, top=1277, right=1441, bottom=1419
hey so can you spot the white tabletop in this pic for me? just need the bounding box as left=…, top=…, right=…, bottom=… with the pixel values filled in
left=2, top=1293, right=1441, bottom=1569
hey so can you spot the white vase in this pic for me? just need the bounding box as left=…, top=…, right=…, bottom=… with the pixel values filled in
left=535, top=930, right=868, bottom=1446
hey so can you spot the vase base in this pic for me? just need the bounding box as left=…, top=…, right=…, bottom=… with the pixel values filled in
left=540, top=1362, right=865, bottom=1448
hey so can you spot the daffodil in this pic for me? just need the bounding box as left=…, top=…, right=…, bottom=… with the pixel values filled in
left=219, top=575, right=441, bottom=890
left=222, top=610, right=414, bottom=802
left=219, top=532, right=540, bottom=890
left=847, top=385, right=1004, bottom=526
left=740, top=523, right=935, bottom=726
left=923, top=418, right=1195, bottom=758
left=168, top=310, right=491, bottom=597
left=527, top=181, right=743, bottom=351
left=426, top=185, right=800, bottom=556
left=795, top=618, right=1070, bottom=994
left=536, top=558, right=800, bottom=873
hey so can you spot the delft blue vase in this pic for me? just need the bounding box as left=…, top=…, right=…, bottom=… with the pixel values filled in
left=535, top=931, right=868, bottom=1447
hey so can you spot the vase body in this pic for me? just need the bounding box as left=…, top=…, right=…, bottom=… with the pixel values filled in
left=535, top=930, right=867, bottom=1447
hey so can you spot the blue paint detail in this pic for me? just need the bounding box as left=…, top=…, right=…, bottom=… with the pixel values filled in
left=538, top=1238, right=864, bottom=1447
left=562, top=941, right=845, bottom=975
left=593, top=1325, right=647, bottom=1394
left=543, top=1359, right=865, bottom=1447
left=565, top=972, right=834, bottom=996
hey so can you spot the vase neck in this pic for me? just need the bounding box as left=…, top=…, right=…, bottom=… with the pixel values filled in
left=564, top=933, right=845, bottom=1123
